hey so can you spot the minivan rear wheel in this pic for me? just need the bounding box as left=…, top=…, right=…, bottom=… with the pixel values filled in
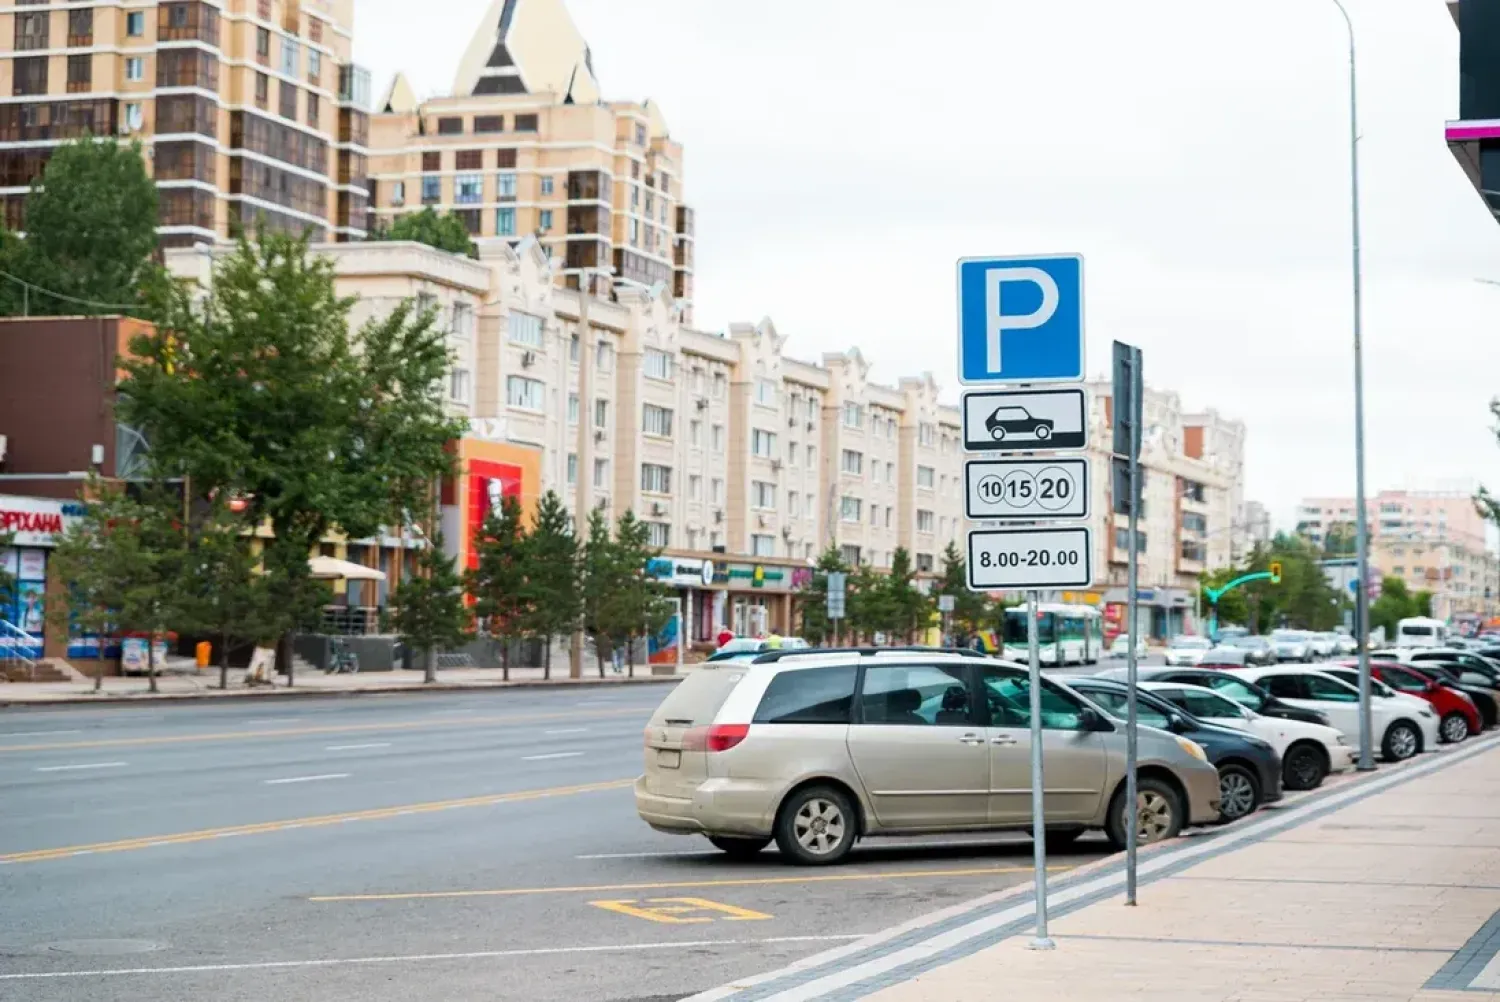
left=1104, top=777, right=1183, bottom=851
left=774, top=785, right=857, bottom=865
left=707, top=835, right=771, bottom=859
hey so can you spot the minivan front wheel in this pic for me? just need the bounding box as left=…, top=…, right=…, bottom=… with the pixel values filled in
left=707, top=835, right=771, bottom=859
left=775, top=785, right=857, bottom=865
left=1105, top=777, right=1183, bottom=851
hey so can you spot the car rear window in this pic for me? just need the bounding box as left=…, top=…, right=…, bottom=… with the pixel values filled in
left=753, top=666, right=857, bottom=724
left=648, top=667, right=745, bottom=726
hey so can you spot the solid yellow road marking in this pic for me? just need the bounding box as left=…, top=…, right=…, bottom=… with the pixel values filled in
left=0, top=707, right=643, bottom=754
left=0, top=779, right=633, bottom=865
left=309, top=864, right=1072, bottom=903
left=589, top=896, right=773, bottom=924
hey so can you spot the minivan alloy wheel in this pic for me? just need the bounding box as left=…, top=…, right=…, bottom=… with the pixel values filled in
left=1135, top=790, right=1174, bottom=841
left=793, top=797, right=847, bottom=856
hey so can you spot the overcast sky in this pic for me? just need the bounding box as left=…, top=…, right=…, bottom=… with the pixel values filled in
left=355, top=0, right=1500, bottom=530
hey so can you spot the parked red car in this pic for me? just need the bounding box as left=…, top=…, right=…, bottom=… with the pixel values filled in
left=1348, top=660, right=1481, bottom=743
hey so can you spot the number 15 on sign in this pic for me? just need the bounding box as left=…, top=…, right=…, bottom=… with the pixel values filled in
left=967, top=527, right=1093, bottom=590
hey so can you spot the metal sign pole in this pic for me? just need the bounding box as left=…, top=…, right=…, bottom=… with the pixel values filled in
left=1026, top=587, right=1054, bottom=949
left=1124, top=347, right=1142, bottom=907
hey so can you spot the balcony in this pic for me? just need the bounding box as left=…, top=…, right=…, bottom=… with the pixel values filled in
left=158, top=2, right=221, bottom=45
left=338, top=109, right=369, bottom=147
left=567, top=170, right=605, bottom=201
left=566, top=205, right=609, bottom=235
left=675, top=205, right=695, bottom=237
left=339, top=65, right=372, bottom=109
left=564, top=239, right=608, bottom=271
left=673, top=240, right=694, bottom=269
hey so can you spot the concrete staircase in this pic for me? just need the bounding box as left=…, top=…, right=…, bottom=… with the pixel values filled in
left=1, top=658, right=87, bottom=683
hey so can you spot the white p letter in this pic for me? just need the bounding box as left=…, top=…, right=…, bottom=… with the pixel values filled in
left=984, top=267, right=1059, bottom=374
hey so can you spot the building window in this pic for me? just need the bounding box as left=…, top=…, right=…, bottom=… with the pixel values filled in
left=568, top=334, right=579, bottom=362
left=593, top=399, right=609, bottom=429
left=256, top=27, right=271, bottom=61
left=506, top=375, right=544, bottom=411
left=421, top=151, right=442, bottom=173
left=917, top=510, right=935, bottom=533
left=712, top=424, right=725, bottom=453
left=752, top=429, right=777, bottom=458
left=843, top=402, right=864, bottom=429
left=68, top=55, right=94, bottom=92
left=641, top=464, right=673, bottom=495
left=568, top=393, right=579, bottom=426
left=389, top=180, right=406, bottom=206
left=539, top=209, right=553, bottom=231
left=689, top=475, right=702, bottom=501
left=507, top=312, right=543, bottom=347
left=125, top=58, right=145, bottom=83
left=308, top=49, right=321, bottom=84
left=841, top=496, right=862, bottom=522
left=567, top=454, right=578, bottom=486
left=437, top=116, right=464, bottom=135
left=755, top=378, right=778, bottom=406
left=127, top=11, right=146, bottom=36
left=255, top=72, right=269, bottom=107
left=886, top=462, right=894, bottom=483
left=280, top=38, right=300, bottom=77
left=279, top=81, right=298, bottom=121
left=422, top=176, right=441, bottom=205
left=688, top=419, right=702, bottom=447
left=449, top=368, right=470, bottom=403
left=306, top=92, right=319, bottom=128
left=642, top=404, right=674, bottom=438
left=455, top=149, right=484, bottom=171
left=751, top=535, right=776, bottom=558
left=753, top=481, right=777, bottom=510
left=540, top=176, right=554, bottom=195
left=788, top=492, right=800, bottom=517
left=916, top=553, right=934, bottom=573
left=514, top=113, right=539, bottom=132
left=455, top=174, right=483, bottom=204
left=497, top=171, right=517, bottom=198
left=594, top=457, right=609, bottom=486
left=841, top=545, right=862, bottom=566
left=595, top=340, right=614, bottom=371
left=474, top=114, right=503, bottom=133
left=885, top=507, right=892, bottom=528
left=841, top=449, right=863, bottom=475
left=69, top=8, right=94, bottom=47
left=788, top=442, right=798, bottom=466
left=712, top=372, right=727, bottom=399
left=644, top=348, right=674, bottom=381
left=1114, top=527, right=1147, bottom=553
left=496, top=207, right=516, bottom=235
left=711, top=479, right=725, bottom=504
left=919, top=422, right=936, bottom=446
left=13, top=57, right=47, bottom=97
left=917, top=465, right=935, bottom=489
left=806, top=446, right=817, bottom=470
left=124, top=102, right=145, bottom=131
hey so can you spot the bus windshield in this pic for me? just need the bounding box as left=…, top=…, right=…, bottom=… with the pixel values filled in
left=1004, top=609, right=1055, bottom=644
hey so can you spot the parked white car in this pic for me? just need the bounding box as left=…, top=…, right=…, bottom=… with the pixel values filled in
left=1307, top=632, right=1340, bottom=659
left=1269, top=630, right=1312, bottom=663
left=1142, top=681, right=1353, bottom=791
left=1232, top=666, right=1438, bottom=761
left=1163, top=636, right=1213, bottom=666
left=1108, top=634, right=1149, bottom=659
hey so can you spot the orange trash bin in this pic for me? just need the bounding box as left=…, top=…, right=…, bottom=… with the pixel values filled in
left=195, top=641, right=211, bottom=671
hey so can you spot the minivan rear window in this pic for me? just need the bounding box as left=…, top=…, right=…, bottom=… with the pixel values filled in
left=649, top=666, right=744, bottom=726
left=753, top=666, right=857, bottom=724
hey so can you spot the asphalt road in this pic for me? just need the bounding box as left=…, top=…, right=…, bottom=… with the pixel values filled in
left=0, top=683, right=1112, bottom=1002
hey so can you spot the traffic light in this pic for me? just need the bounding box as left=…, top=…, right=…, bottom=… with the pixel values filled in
left=1269, top=561, right=1283, bottom=584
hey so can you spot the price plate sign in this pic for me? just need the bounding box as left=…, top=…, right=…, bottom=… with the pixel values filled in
left=965, top=458, right=1089, bottom=521
left=966, top=527, right=1093, bottom=590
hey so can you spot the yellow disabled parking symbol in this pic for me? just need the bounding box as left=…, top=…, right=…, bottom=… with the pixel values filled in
left=588, top=897, right=771, bottom=924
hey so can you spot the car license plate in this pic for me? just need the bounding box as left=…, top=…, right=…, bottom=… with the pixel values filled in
left=656, top=749, right=681, bottom=769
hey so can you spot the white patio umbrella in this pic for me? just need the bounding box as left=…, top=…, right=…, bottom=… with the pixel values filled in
left=307, top=555, right=388, bottom=582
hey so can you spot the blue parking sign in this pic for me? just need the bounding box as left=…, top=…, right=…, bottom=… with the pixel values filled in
left=956, top=254, right=1084, bottom=384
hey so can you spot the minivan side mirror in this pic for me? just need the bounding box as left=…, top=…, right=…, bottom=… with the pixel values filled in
left=1078, top=707, right=1113, bottom=732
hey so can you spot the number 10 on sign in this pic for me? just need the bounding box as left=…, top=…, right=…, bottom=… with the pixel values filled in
left=967, top=527, right=1093, bottom=590
left=965, top=458, right=1089, bottom=521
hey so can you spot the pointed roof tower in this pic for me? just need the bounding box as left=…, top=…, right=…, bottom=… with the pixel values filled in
left=379, top=72, right=418, bottom=115
left=452, top=0, right=601, bottom=103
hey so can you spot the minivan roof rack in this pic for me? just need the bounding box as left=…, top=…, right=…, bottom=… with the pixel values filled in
left=750, top=646, right=987, bottom=665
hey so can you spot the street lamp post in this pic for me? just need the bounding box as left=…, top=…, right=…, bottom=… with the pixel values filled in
left=1330, top=0, right=1375, bottom=771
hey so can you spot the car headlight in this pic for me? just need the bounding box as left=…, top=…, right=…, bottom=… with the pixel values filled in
left=1175, top=736, right=1208, bottom=762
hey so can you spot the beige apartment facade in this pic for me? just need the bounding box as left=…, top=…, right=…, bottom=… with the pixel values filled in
left=2, top=0, right=371, bottom=244
left=366, top=0, right=694, bottom=314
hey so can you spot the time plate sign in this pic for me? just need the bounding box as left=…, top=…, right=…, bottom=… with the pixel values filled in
left=965, top=458, right=1089, bottom=521
left=966, top=527, right=1093, bottom=590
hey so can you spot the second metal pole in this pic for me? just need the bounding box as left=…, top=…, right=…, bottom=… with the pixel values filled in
left=1026, top=587, right=1054, bottom=949
left=1125, top=347, right=1142, bottom=905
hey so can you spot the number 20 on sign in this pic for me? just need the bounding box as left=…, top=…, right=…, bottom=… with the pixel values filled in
left=967, top=527, right=1093, bottom=590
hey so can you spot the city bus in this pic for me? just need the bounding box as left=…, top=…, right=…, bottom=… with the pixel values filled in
left=1002, top=603, right=1105, bottom=665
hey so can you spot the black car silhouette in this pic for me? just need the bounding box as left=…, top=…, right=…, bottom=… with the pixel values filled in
left=985, top=405, right=1054, bottom=442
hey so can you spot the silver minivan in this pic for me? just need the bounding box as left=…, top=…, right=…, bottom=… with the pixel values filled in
left=635, top=649, right=1222, bottom=864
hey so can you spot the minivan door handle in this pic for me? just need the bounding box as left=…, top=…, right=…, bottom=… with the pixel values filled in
left=958, top=733, right=985, bottom=745
left=990, top=735, right=1018, bottom=746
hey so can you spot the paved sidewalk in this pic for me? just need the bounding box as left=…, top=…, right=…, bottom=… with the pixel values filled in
left=693, top=735, right=1500, bottom=1002
left=0, top=663, right=683, bottom=705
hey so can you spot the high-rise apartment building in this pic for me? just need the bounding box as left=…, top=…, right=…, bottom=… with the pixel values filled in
left=1, top=0, right=372, bottom=245
left=367, top=0, right=695, bottom=316
left=1447, top=0, right=1500, bottom=223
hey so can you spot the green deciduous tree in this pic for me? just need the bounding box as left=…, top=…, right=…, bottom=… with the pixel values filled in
left=174, top=500, right=279, bottom=690
left=467, top=495, right=530, bottom=680
left=373, top=208, right=478, bottom=259
left=596, top=510, right=672, bottom=676
left=120, top=232, right=462, bottom=684
left=578, top=506, right=622, bottom=677
left=516, top=491, right=579, bottom=680
left=1369, top=576, right=1416, bottom=640
left=1, top=139, right=160, bottom=317
left=48, top=478, right=187, bottom=692
left=391, top=530, right=470, bottom=683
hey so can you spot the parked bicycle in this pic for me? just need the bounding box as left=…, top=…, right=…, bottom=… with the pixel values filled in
left=326, top=638, right=360, bottom=674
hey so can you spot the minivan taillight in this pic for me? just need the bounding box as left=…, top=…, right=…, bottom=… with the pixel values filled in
left=684, top=724, right=749, bottom=752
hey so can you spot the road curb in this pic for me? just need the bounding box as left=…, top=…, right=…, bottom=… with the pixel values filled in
left=0, top=673, right=684, bottom=708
